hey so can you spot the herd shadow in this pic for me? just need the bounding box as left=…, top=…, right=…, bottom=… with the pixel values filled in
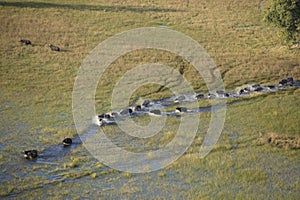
left=0, top=1, right=184, bottom=13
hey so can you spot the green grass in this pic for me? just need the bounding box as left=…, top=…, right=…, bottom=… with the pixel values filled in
left=0, top=0, right=299, bottom=199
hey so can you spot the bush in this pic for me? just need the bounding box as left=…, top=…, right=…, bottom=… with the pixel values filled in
left=264, top=0, right=300, bottom=45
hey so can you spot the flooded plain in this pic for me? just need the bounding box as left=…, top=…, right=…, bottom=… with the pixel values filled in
left=1, top=82, right=299, bottom=199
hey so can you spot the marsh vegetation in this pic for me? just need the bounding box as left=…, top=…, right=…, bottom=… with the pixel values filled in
left=0, top=0, right=299, bottom=199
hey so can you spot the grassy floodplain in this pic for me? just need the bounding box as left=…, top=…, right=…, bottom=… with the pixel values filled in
left=0, top=0, right=299, bottom=199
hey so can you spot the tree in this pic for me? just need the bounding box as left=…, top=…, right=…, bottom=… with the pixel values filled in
left=264, top=0, right=300, bottom=45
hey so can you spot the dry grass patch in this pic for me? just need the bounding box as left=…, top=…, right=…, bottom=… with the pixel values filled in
left=258, top=132, right=300, bottom=150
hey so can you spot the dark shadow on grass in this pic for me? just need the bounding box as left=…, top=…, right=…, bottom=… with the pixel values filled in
left=0, top=1, right=184, bottom=13
left=59, top=49, right=73, bottom=52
